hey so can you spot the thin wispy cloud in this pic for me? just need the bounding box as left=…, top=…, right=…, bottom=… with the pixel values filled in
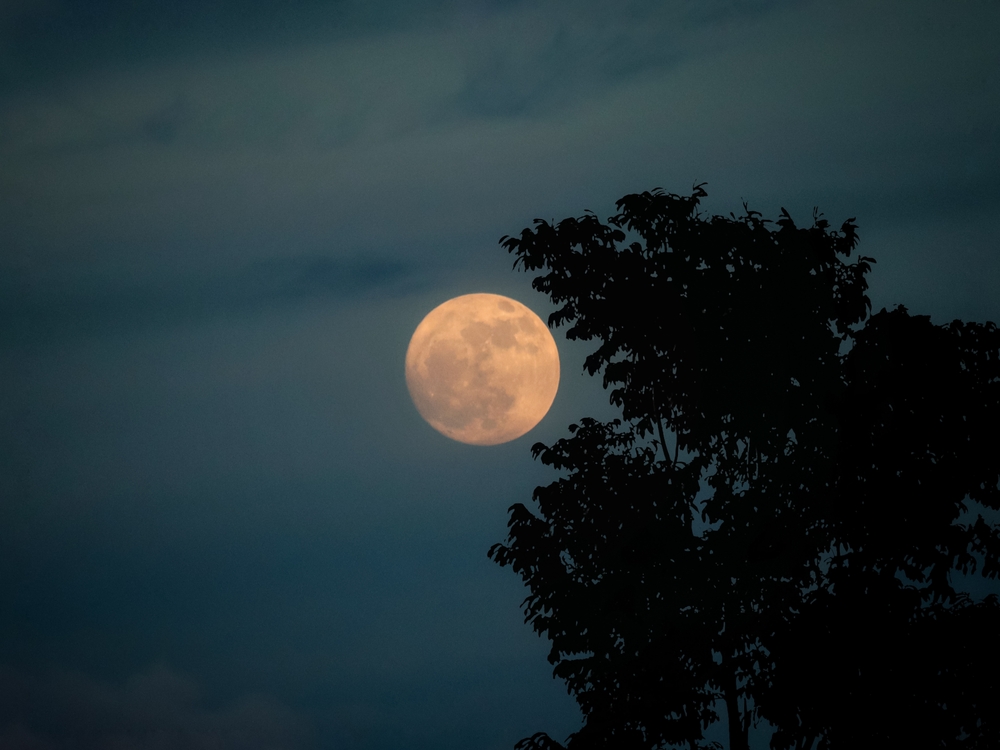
left=0, top=255, right=421, bottom=341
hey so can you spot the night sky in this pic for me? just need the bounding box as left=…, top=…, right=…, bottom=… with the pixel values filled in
left=2, top=1, right=999, bottom=748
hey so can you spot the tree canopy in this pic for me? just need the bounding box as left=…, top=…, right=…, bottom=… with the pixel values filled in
left=488, top=187, right=1000, bottom=750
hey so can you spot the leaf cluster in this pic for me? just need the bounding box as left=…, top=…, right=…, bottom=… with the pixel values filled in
left=761, top=308, right=1000, bottom=749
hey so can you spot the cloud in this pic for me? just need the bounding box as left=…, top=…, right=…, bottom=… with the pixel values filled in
left=0, top=0, right=803, bottom=273
left=0, top=0, right=997, bottom=328
left=0, top=665, right=312, bottom=750
left=0, top=254, right=421, bottom=341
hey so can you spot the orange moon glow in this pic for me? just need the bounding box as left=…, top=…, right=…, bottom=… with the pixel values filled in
left=405, top=293, right=560, bottom=445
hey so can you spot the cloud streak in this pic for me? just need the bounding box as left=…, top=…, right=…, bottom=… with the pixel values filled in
left=1, top=0, right=996, bottom=345
left=0, top=0, right=806, bottom=274
left=0, top=255, right=421, bottom=341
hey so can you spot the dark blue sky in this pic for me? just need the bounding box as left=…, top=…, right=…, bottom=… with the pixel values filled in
left=2, top=1, right=999, bottom=748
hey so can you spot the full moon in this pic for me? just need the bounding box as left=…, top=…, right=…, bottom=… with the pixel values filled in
left=405, top=293, right=560, bottom=445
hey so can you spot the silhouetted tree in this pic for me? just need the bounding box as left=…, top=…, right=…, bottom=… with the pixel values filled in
left=488, top=187, right=1000, bottom=749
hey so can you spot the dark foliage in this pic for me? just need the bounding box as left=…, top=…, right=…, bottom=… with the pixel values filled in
left=488, top=187, right=1000, bottom=749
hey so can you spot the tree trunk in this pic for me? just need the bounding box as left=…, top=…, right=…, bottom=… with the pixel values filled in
left=722, top=659, right=749, bottom=750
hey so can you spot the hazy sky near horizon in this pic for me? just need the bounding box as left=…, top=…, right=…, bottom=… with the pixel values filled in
left=2, top=1, right=999, bottom=748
